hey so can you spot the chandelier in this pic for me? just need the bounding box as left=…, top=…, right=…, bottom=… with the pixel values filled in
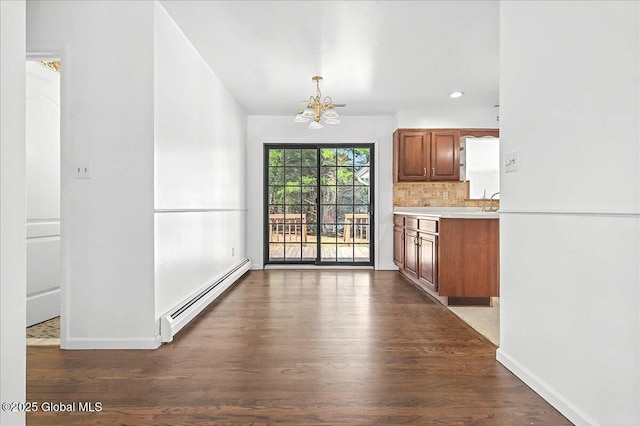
left=295, top=76, right=340, bottom=129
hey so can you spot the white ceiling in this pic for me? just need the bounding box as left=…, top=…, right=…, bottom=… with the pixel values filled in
left=160, top=1, right=499, bottom=116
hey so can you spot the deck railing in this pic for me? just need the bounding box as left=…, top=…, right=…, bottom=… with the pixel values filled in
left=269, top=214, right=307, bottom=242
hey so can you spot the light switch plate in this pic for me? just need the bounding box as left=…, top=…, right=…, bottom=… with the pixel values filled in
left=504, top=151, right=519, bottom=173
left=72, top=163, right=92, bottom=179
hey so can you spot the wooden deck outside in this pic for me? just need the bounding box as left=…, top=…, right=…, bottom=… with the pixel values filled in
left=268, top=213, right=370, bottom=261
left=269, top=244, right=370, bottom=261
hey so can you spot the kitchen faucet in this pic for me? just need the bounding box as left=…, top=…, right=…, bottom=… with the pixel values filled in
left=483, top=192, right=500, bottom=212
left=489, top=192, right=500, bottom=212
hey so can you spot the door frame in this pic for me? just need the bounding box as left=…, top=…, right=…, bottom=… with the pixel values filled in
left=263, top=143, right=375, bottom=267
left=27, top=43, right=70, bottom=348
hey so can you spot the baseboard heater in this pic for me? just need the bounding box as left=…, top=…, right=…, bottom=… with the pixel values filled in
left=160, top=258, right=251, bottom=343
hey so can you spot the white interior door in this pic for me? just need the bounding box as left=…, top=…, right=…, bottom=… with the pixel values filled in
left=26, top=61, right=61, bottom=326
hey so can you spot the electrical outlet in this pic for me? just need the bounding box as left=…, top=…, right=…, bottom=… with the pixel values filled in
left=72, top=163, right=92, bottom=179
left=232, top=247, right=235, bottom=257
left=443, top=191, right=448, bottom=200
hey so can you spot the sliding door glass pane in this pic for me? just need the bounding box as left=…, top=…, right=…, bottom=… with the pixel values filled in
left=267, top=147, right=317, bottom=263
left=318, top=147, right=371, bottom=263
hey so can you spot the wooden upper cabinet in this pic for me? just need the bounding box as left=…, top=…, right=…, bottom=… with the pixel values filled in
left=394, top=130, right=430, bottom=182
left=430, top=130, right=460, bottom=181
left=393, top=129, right=460, bottom=182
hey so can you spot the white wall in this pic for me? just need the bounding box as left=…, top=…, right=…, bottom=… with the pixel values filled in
left=395, top=107, right=499, bottom=129
left=26, top=0, right=249, bottom=347
left=26, top=61, right=61, bottom=326
left=27, top=1, right=158, bottom=348
left=498, top=2, right=639, bottom=425
left=0, top=1, right=27, bottom=424
left=153, top=3, right=247, bottom=321
left=246, top=116, right=395, bottom=269
left=25, top=0, right=248, bottom=348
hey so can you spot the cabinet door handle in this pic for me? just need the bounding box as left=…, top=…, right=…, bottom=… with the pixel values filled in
left=432, top=167, right=435, bottom=176
left=423, top=168, right=426, bottom=177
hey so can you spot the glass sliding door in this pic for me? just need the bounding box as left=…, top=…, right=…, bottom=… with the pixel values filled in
left=266, top=147, right=318, bottom=262
left=319, top=147, right=372, bottom=263
left=264, top=144, right=373, bottom=266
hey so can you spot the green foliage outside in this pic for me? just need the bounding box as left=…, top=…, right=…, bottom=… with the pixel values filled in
left=268, top=147, right=370, bottom=235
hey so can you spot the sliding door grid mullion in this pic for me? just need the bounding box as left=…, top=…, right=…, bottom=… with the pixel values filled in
left=315, top=147, right=321, bottom=265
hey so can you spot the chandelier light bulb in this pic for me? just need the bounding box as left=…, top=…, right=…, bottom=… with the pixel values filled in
left=323, top=108, right=339, bottom=119
left=302, top=107, right=315, bottom=118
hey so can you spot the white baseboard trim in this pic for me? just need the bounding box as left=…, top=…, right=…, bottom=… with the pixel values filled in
left=27, top=287, right=60, bottom=327
left=376, top=262, right=398, bottom=271
left=496, top=348, right=596, bottom=425
left=62, top=335, right=162, bottom=350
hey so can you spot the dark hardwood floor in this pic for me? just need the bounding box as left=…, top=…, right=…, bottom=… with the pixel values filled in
left=27, top=270, right=570, bottom=425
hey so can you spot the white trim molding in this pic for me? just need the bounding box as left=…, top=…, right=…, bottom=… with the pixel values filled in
left=63, top=335, right=162, bottom=350
left=26, top=41, right=72, bottom=349
left=498, top=209, right=640, bottom=218
left=497, top=348, right=598, bottom=426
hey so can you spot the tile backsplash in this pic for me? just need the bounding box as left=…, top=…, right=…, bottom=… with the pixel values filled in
left=393, top=182, right=499, bottom=209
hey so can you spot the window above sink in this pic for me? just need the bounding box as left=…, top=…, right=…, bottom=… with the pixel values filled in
left=460, top=135, right=500, bottom=200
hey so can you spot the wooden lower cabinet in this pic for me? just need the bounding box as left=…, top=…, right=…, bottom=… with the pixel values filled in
left=393, top=214, right=499, bottom=306
left=418, top=232, right=437, bottom=292
left=393, top=226, right=405, bottom=268
left=438, top=218, right=499, bottom=298
left=404, top=229, right=418, bottom=279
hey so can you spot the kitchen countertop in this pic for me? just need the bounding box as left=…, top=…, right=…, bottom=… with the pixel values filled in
left=393, top=207, right=499, bottom=219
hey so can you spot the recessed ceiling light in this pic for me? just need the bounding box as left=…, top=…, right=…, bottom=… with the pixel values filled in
left=449, top=91, right=464, bottom=98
